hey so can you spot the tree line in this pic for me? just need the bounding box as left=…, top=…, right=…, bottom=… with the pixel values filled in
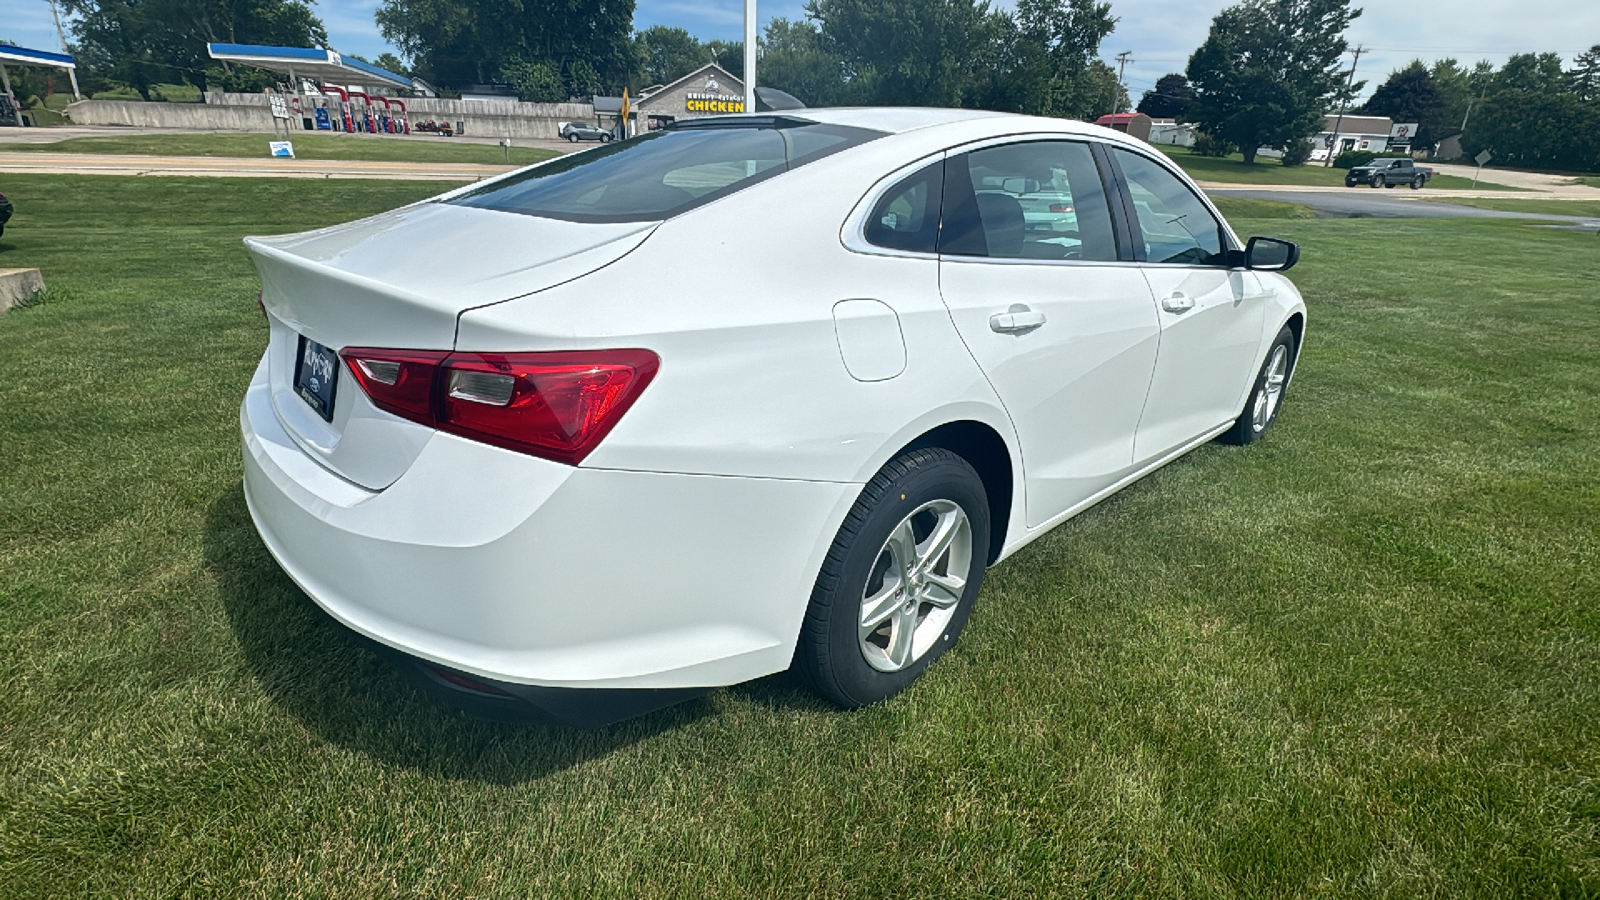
left=39, top=0, right=1600, bottom=172
left=1140, top=28, right=1600, bottom=171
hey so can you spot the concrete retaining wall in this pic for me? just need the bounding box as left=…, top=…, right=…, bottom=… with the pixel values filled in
left=65, top=99, right=275, bottom=132
left=66, top=94, right=599, bottom=141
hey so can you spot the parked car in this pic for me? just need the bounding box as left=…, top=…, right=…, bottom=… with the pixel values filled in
left=0, top=190, right=11, bottom=237
left=241, top=109, right=1305, bottom=726
left=1345, top=157, right=1434, bottom=189
left=561, top=122, right=614, bottom=143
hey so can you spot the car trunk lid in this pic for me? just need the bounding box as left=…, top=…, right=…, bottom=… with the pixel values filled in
left=246, top=201, right=656, bottom=490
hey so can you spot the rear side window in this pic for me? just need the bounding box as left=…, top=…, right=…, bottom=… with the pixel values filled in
left=939, top=141, right=1119, bottom=262
left=865, top=160, right=944, bottom=254
left=450, top=122, right=883, bottom=223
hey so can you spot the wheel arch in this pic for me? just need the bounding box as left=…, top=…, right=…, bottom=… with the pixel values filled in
left=893, top=420, right=1015, bottom=565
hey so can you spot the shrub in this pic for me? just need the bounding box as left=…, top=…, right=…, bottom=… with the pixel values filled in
left=1192, top=130, right=1236, bottom=157
left=1334, top=150, right=1378, bottom=169
left=501, top=59, right=565, bottom=103
left=1280, top=138, right=1314, bottom=167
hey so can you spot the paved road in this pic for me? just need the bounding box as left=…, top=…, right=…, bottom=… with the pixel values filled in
left=1207, top=186, right=1600, bottom=227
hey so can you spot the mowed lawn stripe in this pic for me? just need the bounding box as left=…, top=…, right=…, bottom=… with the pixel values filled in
left=0, top=174, right=1596, bottom=897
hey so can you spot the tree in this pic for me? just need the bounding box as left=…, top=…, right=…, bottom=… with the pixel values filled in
left=372, top=52, right=410, bottom=76
left=63, top=0, right=327, bottom=98
left=1568, top=45, right=1600, bottom=102
left=1136, top=72, right=1192, bottom=119
left=500, top=57, right=564, bottom=101
left=633, top=25, right=703, bottom=87
left=377, top=0, right=634, bottom=92
left=1185, top=0, right=1360, bottom=164
left=1493, top=52, right=1565, bottom=95
left=1429, top=57, right=1495, bottom=137
left=982, top=0, right=1119, bottom=117
left=704, top=40, right=744, bottom=72
left=807, top=0, right=1001, bottom=107
left=1463, top=88, right=1600, bottom=172
left=757, top=18, right=861, bottom=107
left=1361, top=60, right=1447, bottom=149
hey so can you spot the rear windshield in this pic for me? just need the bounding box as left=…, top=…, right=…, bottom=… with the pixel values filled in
left=449, top=120, right=884, bottom=223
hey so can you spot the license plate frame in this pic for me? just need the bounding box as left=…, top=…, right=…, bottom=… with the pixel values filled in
left=293, top=334, right=340, bottom=422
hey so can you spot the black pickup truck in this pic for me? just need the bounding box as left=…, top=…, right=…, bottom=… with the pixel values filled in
left=1345, top=158, right=1435, bottom=189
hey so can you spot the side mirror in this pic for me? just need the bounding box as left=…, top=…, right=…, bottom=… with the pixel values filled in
left=1244, top=236, right=1300, bottom=272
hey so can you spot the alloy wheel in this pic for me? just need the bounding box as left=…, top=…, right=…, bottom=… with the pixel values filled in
left=858, top=500, right=973, bottom=672
left=1251, top=344, right=1290, bottom=433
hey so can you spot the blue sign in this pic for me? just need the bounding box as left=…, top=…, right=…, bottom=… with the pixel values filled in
left=313, top=107, right=331, bottom=130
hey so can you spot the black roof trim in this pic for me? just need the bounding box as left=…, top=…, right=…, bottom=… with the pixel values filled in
left=665, top=114, right=817, bottom=130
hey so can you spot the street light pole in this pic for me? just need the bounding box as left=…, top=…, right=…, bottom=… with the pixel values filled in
left=743, top=0, right=756, bottom=113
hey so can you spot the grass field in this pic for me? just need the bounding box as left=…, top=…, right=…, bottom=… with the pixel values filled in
left=1158, top=146, right=1522, bottom=191
left=0, top=132, right=559, bottom=166
left=1422, top=196, right=1600, bottom=219
left=2, top=175, right=1597, bottom=896
left=1209, top=196, right=1315, bottom=219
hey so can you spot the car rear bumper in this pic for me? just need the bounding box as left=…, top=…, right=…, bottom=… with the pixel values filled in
left=239, top=354, right=859, bottom=696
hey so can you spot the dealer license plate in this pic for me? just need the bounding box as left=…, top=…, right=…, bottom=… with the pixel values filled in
left=294, top=335, right=340, bottom=422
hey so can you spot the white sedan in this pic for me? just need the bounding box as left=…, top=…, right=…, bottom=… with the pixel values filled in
left=240, top=108, right=1305, bottom=726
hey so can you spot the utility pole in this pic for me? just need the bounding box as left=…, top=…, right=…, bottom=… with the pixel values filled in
left=1324, top=44, right=1363, bottom=166
left=48, top=0, right=82, bottom=100
left=1115, top=51, right=1134, bottom=111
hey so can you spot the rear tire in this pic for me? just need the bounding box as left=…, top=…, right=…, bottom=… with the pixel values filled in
left=1218, top=326, right=1297, bottom=446
left=795, top=448, right=990, bottom=709
left=567, top=133, right=579, bottom=143
left=1410, top=176, right=1423, bottom=189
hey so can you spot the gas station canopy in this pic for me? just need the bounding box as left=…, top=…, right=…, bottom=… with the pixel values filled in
left=206, top=43, right=412, bottom=91
left=0, top=44, right=76, bottom=70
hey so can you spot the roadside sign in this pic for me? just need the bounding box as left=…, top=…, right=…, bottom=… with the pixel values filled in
left=268, top=95, right=291, bottom=120
left=268, top=140, right=295, bottom=158
left=1472, top=149, right=1492, bottom=188
left=1389, top=122, right=1417, bottom=144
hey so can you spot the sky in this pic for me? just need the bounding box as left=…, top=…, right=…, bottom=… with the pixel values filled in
left=4, top=0, right=1599, bottom=101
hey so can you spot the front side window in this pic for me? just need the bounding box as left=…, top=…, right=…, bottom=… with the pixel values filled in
left=451, top=121, right=883, bottom=223
left=938, top=141, right=1119, bottom=262
left=1111, top=148, right=1229, bottom=265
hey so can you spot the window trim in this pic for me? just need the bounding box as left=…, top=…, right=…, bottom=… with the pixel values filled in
left=842, top=134, right=1139, bottom=267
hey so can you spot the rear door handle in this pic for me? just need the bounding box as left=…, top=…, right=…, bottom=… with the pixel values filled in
left=989, top=306, right=1046, bottom=334
left=1162, top=292, right=1195, bottom=313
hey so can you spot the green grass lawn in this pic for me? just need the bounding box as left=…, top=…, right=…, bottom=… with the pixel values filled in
left=2, top=176, right=1598, bottom=896
left=1209, top=196, right=1315, bottom=219
left=0, top=132, right=559, bottom=166
left=1422, top=196, right=1600, bottom=218
left=1159, top=145, right=1522, bottom=191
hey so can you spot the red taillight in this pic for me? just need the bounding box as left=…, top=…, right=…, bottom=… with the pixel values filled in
left=1049, top=203, right=1074, bottom=213
left=339, top=347, right=659, bottom=465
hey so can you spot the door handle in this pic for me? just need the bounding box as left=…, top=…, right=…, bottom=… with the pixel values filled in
left=989, top=305, right=1046, bottom=334
left=1162, top=292, right=1195, bottom=313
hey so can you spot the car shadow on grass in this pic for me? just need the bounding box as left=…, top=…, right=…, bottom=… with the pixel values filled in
left=203, top=485, right=720, bottom=784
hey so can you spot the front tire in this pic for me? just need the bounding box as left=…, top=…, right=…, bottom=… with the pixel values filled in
left=601, top=134, right=613, bottom=143
left=796, top=448, right=991, bottom=708
left=1218, top=325, right=1296, bottom=446
left=1371, top=175, right=1384, bottom=188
